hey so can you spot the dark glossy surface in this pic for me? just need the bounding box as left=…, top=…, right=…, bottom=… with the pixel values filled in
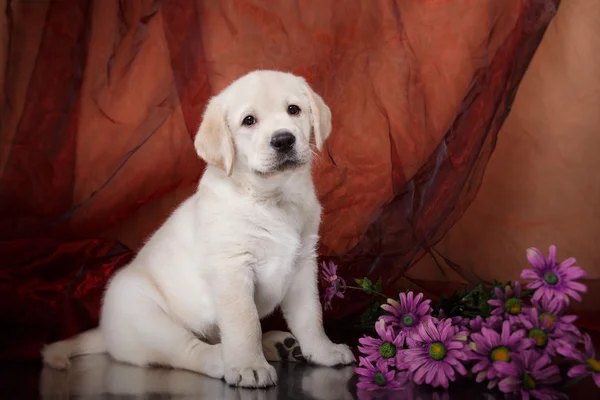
left=1, top=354, right=598, bottom=399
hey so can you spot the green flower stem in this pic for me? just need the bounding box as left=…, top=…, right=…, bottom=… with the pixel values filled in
left=345, top=285, right=389, bottom=299
left=563, top=374, right=587, bottom=389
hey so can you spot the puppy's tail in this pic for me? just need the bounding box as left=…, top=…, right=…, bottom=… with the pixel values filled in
left=41, top=328, right=106, bottom=370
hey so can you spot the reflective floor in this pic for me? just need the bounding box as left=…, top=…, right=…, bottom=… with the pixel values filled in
left=38, top=355, right=357, bottom=400
left=2, top=354, right=597, bottom=399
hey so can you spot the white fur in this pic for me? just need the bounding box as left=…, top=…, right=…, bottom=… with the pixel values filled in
left=41, top=70, right=355, bottom=388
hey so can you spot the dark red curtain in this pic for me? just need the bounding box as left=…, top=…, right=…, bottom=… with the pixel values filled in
left=0, top=0, right=559, bottom=359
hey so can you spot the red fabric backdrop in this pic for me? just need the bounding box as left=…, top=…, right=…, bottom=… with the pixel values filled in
left=0, top=0, right=560, bottom=359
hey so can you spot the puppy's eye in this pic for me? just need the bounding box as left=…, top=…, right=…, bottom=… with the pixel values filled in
left=287, top=105, right=301, bottom=116
left=242, top=115, right=256, bottom=126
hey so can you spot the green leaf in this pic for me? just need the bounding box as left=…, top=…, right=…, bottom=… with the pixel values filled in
left=357, top=299, right=384, bottom=330
left=374, top=277, right=383, bottom=293
left=355, top=277, right=373, bottom=291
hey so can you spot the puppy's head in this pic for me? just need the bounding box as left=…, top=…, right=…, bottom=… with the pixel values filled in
left=194, top=70, right=331, bottom=177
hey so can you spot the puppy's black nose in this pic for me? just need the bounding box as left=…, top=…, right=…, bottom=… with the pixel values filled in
left=270, top=131, right=296, bottom=153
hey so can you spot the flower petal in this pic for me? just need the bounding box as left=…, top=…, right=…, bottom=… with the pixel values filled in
left=526, top=247, right=546, bottom=270
left=566, top=280, right=587, bottom=293
left=498, top=376, right=520, bottom=394
left=548, top=245, right=557, bottom=265
left=567, top=364, right=588, bottom=378
left=521, top=269, right=539, bottom=280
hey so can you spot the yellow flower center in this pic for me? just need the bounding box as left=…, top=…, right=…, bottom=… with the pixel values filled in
left=586, top=358, right=600, bottom=373
left=380, top=342, right=397, bottom=359
left=528, top=328, right=548, bottom=348
left=504, top=298, right=522, bottom=315
left=490, top=346, right=511, bottom=362
left=429, top=342, right=447, bottom=361
left=539, top=312, right=556, bottom=328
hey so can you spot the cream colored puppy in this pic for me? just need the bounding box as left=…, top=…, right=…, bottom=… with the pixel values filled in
left=41, top=70, right=355, bottom=388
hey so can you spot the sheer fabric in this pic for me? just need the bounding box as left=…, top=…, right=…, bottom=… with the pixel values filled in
left=0, top=0, right=560, bottom=359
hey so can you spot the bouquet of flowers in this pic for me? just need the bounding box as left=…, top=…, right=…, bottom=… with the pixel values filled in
left=320, top=245, right=599, bottom=399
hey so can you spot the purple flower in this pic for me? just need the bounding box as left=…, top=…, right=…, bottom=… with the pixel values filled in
left=557, top=333, right=600, bottom=388
left=469, top=320, right=534, bottom=385
left=437, top=310, right=469, bottom=327
left=488, top=281, right=526, bottom=323
left=398, top=319, right=469, bottom=389
left=469, top=315, right=503, bottom=334
left=532, top=296, right=580, bottom=345
left=320, top=261, right=346, bottom=310
left=521, top=245, right=587, bottom=303
left=355, top=357, right=405, bottom=391
left=358, top=319, right=403, bottom=368
left=519, top=307, right=562, bottom=357
left=380, top=291, right=432, bottom=344
left=497, top=350, right=566, bottom=400
left=468, top=316, right=487, bottom=333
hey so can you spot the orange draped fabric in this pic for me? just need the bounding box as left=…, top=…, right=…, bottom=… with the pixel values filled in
left=2, top=0, right=584, bottom=361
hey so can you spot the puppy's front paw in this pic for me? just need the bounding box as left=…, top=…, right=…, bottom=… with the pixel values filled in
left=304, top=343, right=355, bottom=367
left=224, top=360, right=277, bottom=388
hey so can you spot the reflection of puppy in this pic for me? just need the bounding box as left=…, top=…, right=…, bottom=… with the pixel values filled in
left=301, top=365, right=355, bottom=400
left=41, top=70, right=355, bottom=388
left=39, top=355, right=354, bottom=400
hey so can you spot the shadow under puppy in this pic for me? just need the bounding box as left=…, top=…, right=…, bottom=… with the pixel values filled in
left=41, top=70, right=355, bottom=388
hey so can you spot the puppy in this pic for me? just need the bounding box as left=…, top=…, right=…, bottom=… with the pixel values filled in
left=41, top=70, right=355, bottom=388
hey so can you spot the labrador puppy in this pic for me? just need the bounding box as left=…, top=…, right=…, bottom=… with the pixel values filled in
left=41, top=70, right=355, bottom=388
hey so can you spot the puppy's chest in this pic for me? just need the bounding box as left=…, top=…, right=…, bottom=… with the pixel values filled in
left=250, top=204, right=309, bottom=312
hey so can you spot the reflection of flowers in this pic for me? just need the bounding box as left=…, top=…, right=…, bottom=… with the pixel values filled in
left=557, top=333, right=600, bottom=388
left=355, top=357, right=405, bottom=391
left=357, top=381, right=414, bottom=400
left=398, top=319, right=469, bottom=389
left=414, top=391, right=450, bottom=400
left=521, top=245, right=587, bottom=303
left=319, top=261, right=346, bottom=310
left=358, top=319, right=403, bottom=368
left=380, top=292, right=432, bottom=345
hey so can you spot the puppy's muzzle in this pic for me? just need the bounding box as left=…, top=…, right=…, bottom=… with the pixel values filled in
left=270, top=131, right=296, bottom=154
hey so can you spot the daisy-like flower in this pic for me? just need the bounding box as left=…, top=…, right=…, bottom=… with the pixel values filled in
left=355, top=357, right=405, bottom=391
left=469, top=315, right=503, bottom=334
left=521, top=245, right=587, bottom=303
left=398, top=319, right=469, bottom=389
left=469, top=321, right=534, bottom=386
left=488, top=281, right=526, bottom=323
left=532, top=296, right=580, bottom=345
left=496, top=350, right=566, bottom=400
left=437, top=310, right=469, bottom=327
left=320, top=261, right=346, bottom=310
left=358, top=319, right=403, bottom=368
left=557, top=333, right=600, bottom=388
left=519, top=307, right=562, bottom=357
left=380, top=291, right=432, bottom=344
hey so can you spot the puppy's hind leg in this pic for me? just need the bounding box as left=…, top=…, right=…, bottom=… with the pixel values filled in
left=108, top=304, right=224, bottom=380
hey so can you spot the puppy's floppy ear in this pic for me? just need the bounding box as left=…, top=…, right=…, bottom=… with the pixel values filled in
left=194, top=97, right=234, bottom=176
left=304, top=83, right=332, bottom=151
